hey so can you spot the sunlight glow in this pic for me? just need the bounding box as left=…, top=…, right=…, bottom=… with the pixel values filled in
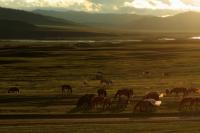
left=124, top=0, right=200, bottom=11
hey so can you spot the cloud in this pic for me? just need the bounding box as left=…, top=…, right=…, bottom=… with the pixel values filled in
left=124, top=0, right=200, bottom=11
left=0, top=0, right=102, bottom=12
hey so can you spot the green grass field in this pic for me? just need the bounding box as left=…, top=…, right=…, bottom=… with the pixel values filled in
left=1, top=39, right=200, bottom=132
left=1, top=121, right=200, bottom=133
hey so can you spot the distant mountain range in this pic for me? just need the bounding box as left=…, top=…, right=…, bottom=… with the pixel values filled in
left=1, top=7, right=200, bottom=39
left=33, top=9, right=151, bottom=27
left=33, top=9, right=200, bottom=32
left=0, top=7, right=77, bottom=26
left=0, top=7, right=110, bottom=39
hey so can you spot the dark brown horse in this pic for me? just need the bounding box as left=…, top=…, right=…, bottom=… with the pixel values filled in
left=170, top=87, right=188, bottom=96
left=100, top=79, right=113, bottom=85
left=8, top=87, right=19, bottom=94
left=95, top=72, right=104, bottom=80
left=190, top=97, right=200, bottom=111
left=90, top=96, right=112, bottom=111
left=143, top=92, right=160, bottom=101
left=76, top=94, right=96, bottom=110
left=62, top=85, right=72, bottom=95
left=179, top=97, right=194, bottom=111
left=97, top=88, right=107, bottom=97
left=134, top=100, right=156, bottom=113
left=187, top=88, right=199, bottom=94
left=91, top=96, right=105, bottom=110
left=163, top=72, right=169, bottom=77
left=115, top=88, right=134, bottom=100
left=117, top=96, right=129, bottom=109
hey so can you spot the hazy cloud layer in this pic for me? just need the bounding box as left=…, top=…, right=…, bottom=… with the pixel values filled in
left=124, top=0, right=200, bottom=11
left=0, top=0, right=102, bottom=12
left=1, top=0, right=200, bottom=15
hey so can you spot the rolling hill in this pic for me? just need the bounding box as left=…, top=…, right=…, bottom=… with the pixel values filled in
left=0, top=19, right=36, bottom=31
left=0, top=7, right=77, bottom=26
left=128, top=11, right=200, bottom=31
left=33, top=9, right=200, bottom=32
left=33, top=9, right=151, bottom=27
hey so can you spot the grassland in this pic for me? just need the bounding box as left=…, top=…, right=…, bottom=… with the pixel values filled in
left=1, top=39, right=200, bottom=132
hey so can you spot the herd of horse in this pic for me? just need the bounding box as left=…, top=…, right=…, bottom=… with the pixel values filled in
left=6, top=71, right=200, bottom=113
left=75, top=87, right=200, bottom=113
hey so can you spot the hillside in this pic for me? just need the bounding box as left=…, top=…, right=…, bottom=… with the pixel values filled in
left=127, top=11, right=200, bottom=31
left=33, top=10, right=151, bottom=27
left=34, top=10, right=200, bottom=32
left=0, top=20, right=36, bottom=31
left=0, top=7, right=77, bottom=26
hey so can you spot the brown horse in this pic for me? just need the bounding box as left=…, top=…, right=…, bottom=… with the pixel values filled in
left=91, top=96, right=105, bottom=110
left=179, top=97, right=194, bottom=111
left=191, top=97, right=200, bottom=111
left=143, top=92, right=160, bottom=101
left=163, top=72, right=169, bottom=77
left=117, top=96, right=129, bottom=109
left=134, top=99, right=156, bottom=113
left=91, top=96, right=112, bottom=111
left=62, top=85, right=72, bottom=95
left=170, top=87, right=188, bottom=96
left=8, top=87, right=19, bottom=94
left=115, top=88, right=134, bottom=100
left=97, top=88, right=107, bottom=97
left=187, top=88, right=199, bottom=94
left=95, top=72, right=104, bottom=80
left=100, top=79, right=113, bottom=85
left=76, top=94, right=96, bottom=110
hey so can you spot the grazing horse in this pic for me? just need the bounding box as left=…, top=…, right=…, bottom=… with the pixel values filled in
left=170, top=87, right=188, bottom=96
left=143, top=92, right=160, bottom=101
left=142, top=71, right=151, bottom=78
left=97, top=88, right=107, bottom=97
left=90, top=96, right=112, bottom=111
left=76, top=94, right=96, bottom=110
left=117, top=96, right=129, bottom=109
left=8, top=87, right=19, bottom=94
left=187, top=88, right=199, bottom=94
left=100, top=79, right=113, bottom=85
left=191, top=97, right=200, bottom=111
left=91, top=96, right=105, bottom=110
left=134, top=99, right=156, bottom=113
left=179, top=97, right=194, bottom=111
left=95, top=72, right=104, bottom=80
left=163, top=72, right=169, bottom=77
left=115, top=88, right=134, bottom=100
left=143, top=71, right=150, bottom=75
left=61, top=85, right=72, bottom=95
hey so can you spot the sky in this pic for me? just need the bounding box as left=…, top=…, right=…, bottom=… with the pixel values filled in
left=1, top=0, right=200, bottom=16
